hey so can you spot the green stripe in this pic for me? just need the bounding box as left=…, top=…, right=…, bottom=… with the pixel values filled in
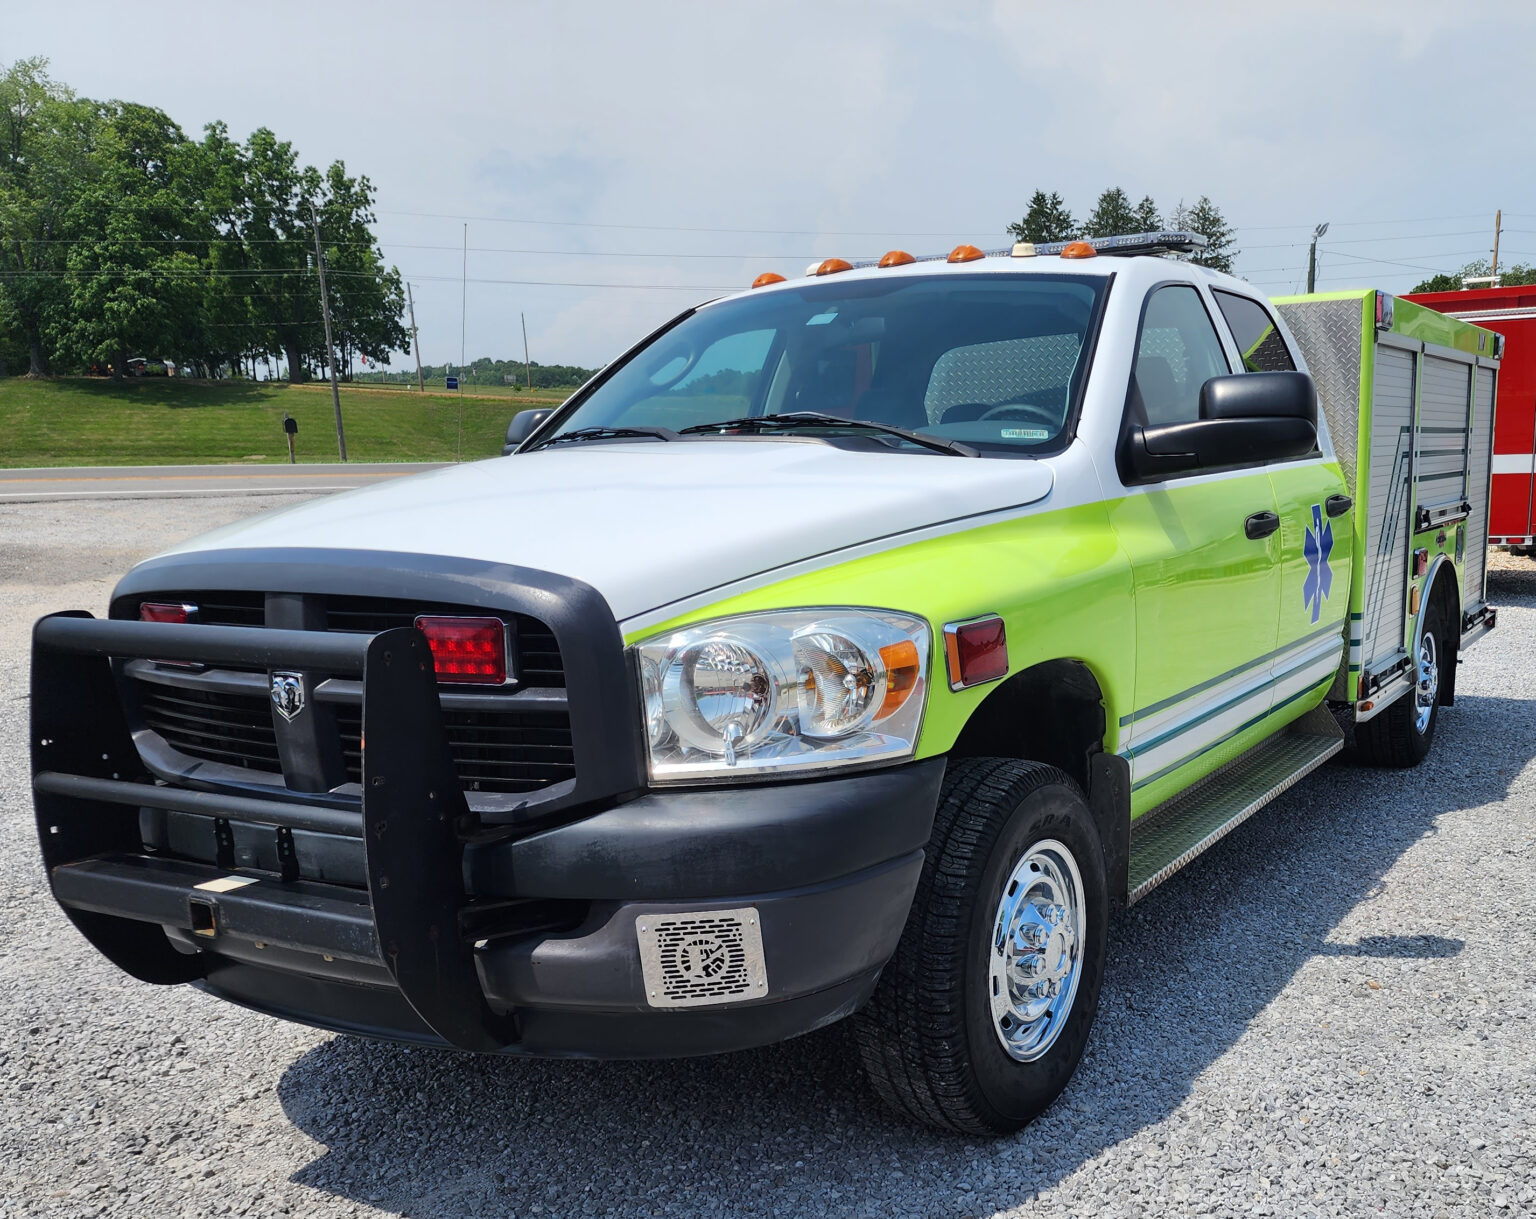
left=1129, top=683, right=1325, bottom=792
left=1117, top=620, right=1344, bottom=727
left=1124, top=640, right=1341, bottom=759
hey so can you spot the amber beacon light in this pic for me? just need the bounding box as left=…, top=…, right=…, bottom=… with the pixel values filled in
left=751, top=271, right=787, bottom=289
left=947, top=244, right=985, bottom=264
left=878, top=249, right=917, bottom=268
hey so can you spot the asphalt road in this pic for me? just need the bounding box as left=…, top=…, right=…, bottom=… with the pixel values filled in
left=0, top=463, right=446, bottom=503
left=0, top=494, right=1532, bottom=1218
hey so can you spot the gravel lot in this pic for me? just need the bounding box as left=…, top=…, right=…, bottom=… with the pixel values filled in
left=1, top=496, right=1532, bottom=1219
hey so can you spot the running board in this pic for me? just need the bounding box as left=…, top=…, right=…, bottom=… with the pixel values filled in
left=1127, top=705, right=1345, bottom=905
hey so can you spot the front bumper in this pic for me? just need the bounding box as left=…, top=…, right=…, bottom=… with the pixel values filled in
left=32, top=611, right=943, bottom=1057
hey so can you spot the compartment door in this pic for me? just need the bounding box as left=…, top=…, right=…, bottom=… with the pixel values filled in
left=1361, top=343, right=1416, bottom=673
left=1465, top=362, right=1496, bottom=611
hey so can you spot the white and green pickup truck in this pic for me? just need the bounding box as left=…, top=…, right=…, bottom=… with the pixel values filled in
left=31, top=232, right=1499, bottom=1135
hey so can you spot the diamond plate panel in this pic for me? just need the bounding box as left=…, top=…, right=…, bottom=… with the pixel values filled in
left=923, top=333, right=1081, bottom=423
left=1277, top=298, right=1363, bottom=491
left=1127, top=707, right=1345, bottom=903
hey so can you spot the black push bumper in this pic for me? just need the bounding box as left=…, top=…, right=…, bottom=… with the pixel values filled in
left=32, top=612, right=943, bottom=1057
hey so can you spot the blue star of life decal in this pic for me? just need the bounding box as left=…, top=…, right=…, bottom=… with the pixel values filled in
left=1303, top=502, right=1334, bottom=624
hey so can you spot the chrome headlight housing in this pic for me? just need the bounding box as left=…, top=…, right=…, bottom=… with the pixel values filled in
left=634, top=608, right=930, bottom=784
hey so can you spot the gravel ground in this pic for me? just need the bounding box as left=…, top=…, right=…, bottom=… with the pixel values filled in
left=1, top=498, right=1533, bottom=1219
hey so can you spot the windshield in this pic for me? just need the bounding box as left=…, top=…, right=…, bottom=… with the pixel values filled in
left=550, top=274, right=1106, bottom=454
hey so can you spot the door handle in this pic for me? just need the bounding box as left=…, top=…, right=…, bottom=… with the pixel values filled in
left=1245, top=511, right=1280, bottom=540
left=1325, top=493, right=1353, bottom=518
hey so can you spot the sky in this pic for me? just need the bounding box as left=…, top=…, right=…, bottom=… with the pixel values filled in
left=8, top=0, right=1536, bottom=371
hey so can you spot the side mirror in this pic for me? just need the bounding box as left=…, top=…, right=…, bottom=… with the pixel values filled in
left=503, top=409, right=553, bottom=454
left=1121, top=372, right=1318, bottom=482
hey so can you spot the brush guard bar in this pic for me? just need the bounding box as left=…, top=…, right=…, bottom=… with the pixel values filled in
left=31, top=611, right=514, bottom=1051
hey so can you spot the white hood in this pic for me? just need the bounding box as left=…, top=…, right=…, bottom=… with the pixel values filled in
left=162, top=441, right=1055, bottom=621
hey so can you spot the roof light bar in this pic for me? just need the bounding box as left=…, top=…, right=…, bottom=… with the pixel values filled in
left=824, top=230, right=1211, bottom=276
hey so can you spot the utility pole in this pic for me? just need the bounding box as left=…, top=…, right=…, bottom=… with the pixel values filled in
left=309, top=201, right=347, bottom=461
left=459, top=222, right=467, bottom=394
left=405, top=281, right=424, bottom=392
left=1492, top=208, right=1503, bottom=277
left=521, top=312, right=532, bottom=389
left=1306, top=221, right=1329, bottom=294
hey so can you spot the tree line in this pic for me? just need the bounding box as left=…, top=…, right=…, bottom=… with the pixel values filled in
left=1410, top=259, right=1536, bottom=294
left=1007, top=188, right=1238, bottom=273
left=354, top=357, right=598, bottom=390
left=0, top=58, right=406, bottom=380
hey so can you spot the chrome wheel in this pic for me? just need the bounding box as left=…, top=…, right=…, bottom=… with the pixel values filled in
left=1414, top=629, right=1439, bottom=735
left=988, top=839, right=1085, bottom=1063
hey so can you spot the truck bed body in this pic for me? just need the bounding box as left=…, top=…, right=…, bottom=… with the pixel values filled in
left=1276, top=291, right=1498, bottom=712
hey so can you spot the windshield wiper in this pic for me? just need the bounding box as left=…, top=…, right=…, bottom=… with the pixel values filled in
left=538, top=425, right=678, bottom=448
left=679, top=412, right=979, bottom=457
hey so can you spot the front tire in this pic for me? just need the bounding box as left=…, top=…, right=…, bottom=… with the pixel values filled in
left=853, top=758, right=1108, bottom=1135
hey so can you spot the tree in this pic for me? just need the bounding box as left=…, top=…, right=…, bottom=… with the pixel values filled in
left=52, top=101, right=209, bottom=378
left=1172, top=196, right=1238, bottom=273
left=1006, top=190, right=1075, bottom=244
left=1410, top=258, right=1536, bottom=293
left=0, top=58, right=97, bottom=375
left=1082, top=188, right=1138, bottom=238
left=1132, top=195, right=1161, bottom=232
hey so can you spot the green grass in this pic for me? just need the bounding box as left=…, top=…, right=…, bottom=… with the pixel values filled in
left=0, top=377, right=572, bottom=467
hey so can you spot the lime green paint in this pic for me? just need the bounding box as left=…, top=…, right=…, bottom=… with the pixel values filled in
left=627, top=499, right=1137, bottom=763
left=1102, top=470, right=1280, bottom=732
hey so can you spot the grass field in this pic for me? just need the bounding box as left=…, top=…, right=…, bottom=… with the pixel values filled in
left=0, top=377, right=572, bottom=466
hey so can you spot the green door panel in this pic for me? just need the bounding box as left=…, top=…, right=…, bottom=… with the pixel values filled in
left=1106, top=472, right=1281, bottom=794
left=626, top=501, right=1138, bottom=761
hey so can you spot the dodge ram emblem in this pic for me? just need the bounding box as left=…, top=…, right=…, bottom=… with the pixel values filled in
left=270, top=671, right=305, bottom=721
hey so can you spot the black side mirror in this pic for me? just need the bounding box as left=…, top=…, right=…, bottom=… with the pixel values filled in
left=1121, top=372, right=1318, bottom=482
left=503, top=409, right=553, bottom=454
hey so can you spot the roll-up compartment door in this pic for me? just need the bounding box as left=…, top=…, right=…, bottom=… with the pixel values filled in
left=1415, top=354, right=1473, bottom=516
left=1465, top=365, right=1496, bottom=611
left=1363, top=345, right=1416, bottom=670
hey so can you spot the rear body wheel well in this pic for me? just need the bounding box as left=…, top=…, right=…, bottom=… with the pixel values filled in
left=1426, top=558, right=1460, bottom=705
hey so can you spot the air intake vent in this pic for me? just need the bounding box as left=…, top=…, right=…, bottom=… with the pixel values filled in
left=636, top=908, right=767, bottom=1008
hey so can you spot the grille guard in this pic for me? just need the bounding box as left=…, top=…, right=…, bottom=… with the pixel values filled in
left=32, top=612, right=515, bottom=1051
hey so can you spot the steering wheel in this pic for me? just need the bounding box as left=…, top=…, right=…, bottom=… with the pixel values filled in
left=977, top=400, right=1060, bottom=427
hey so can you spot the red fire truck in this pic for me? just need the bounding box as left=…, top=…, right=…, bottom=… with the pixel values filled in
left=1406, top=284, right=1535, bottom=548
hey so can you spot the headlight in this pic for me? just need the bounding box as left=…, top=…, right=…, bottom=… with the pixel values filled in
left=634, top=608, right=930, bottom=784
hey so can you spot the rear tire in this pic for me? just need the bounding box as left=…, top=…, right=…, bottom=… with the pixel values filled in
left=1354, top=596, right=1447, bottom=767
left=853, top=758, right=1107, bottom=1135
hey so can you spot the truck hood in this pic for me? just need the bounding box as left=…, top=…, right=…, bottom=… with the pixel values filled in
left=158, top=441, right=1055, bottom=622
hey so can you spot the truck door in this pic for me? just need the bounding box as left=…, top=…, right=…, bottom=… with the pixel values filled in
left=1107, top=283, right=1281, bottom=796
left=1212, top=290, right=1351, bottom=708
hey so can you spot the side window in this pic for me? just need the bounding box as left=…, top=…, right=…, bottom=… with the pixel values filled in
left=1130, top=285, right=1231, bottom=426
left=1213, top=290, right=1297, bottom=372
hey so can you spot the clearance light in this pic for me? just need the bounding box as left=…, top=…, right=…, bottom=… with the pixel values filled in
left=948, top=244, right=985, bottom=264
left=1061, top=241, right=1097, bottom=259
left=1375, top=290, right=1395, bottom=330
left=878, top=249, right=916, bottom=268
left=752, top=272, right=787, bottom=289
left=878, top=639, right=922, bottom=717
left=815, top=257, right=853, bottom=276
left=139, top=602, right=196, bottom=624
left=944, top=615, right=1008, bottom=691
left=414, top=615, right=509, bottom=684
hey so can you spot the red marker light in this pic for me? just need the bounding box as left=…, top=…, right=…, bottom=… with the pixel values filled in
left=139, top=602, right=196, bottom=624
left=944, top=616, right=1008, bottom=690
left=414, top=615, right=508, bottom=684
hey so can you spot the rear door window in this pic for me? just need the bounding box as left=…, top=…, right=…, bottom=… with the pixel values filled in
left=1213, top=290, right=1297, bottom=373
